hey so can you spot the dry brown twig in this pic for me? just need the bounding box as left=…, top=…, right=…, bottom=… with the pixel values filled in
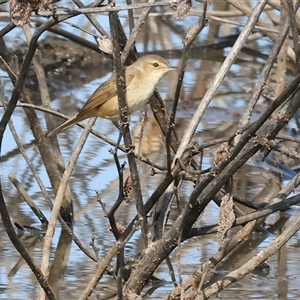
left=172, top=0, right=269, bottom=165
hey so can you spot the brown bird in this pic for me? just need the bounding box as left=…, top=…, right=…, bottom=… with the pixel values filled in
left=46, top=55, right=177, bottom=137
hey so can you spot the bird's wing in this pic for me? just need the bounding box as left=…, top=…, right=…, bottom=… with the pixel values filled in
left=77, top=71, right=135, bottom=117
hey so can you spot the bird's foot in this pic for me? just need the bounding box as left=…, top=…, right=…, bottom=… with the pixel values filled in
left=125, top=145, right=135, bottom=154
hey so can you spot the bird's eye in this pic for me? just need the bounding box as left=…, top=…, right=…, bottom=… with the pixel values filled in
left=153, top=62, right=159, bottom=67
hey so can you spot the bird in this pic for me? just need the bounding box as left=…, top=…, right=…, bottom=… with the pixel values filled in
left=46, top=55, right=177, bottom=137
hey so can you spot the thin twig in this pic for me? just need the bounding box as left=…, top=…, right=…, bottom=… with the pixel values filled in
left=108, top=155, right=126, bottom=216
left=188, top=192, right=300, bottom=239
left=0, top=102, right=166, bottom=170
left=166, top=0, right=208, bottom=173
left=0, top=2, right=171, bottom=18
left=0, top=21, right=16, bottom=38
left=109, top=9, right=149, bottom=247
left=78, top=219, right=139, bottom=300
left=285, top=0, right=300, bottom=71
left=236, top=9, right=291, bottom=131
left=1, top=84, right=98, bottom=263
left=121, top=0, right=156, bottom=64
left=40, top=118, right=96, bottom=289
left=9, top=175, right=49, bottom=225
left=172, top=0, right=269, bottom=167
left=79, top=242, right=121, bottom=300
left=0, top=84, right=51, bottom=217
left=22, top=24, right=70, bottom=209
left=166, top=220, right=258, bottom=300
left=126, top=0, right=134, bottom=33
left=196, top=211, right=300, bottom=299
left=72, top=0, right=109, bottom=36
left=0, top=19, right=66, bottom=299
left=225, top=0, right=296, bottom=62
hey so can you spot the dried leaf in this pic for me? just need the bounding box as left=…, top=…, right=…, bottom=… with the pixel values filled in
left=183, top=22, right=202, bottom=46
left=218, top=193, right=235, bottom=248
left=176, top=0, right=192, bottom=19
left=123, top=175, right=134, bottom=202
left=97, top=36, right=113, bottom=55
left=214, top=142, right=231, bottom=166
left=170, top=0, right=192, bottom=20
left=10, top=0, right=51, bottom=25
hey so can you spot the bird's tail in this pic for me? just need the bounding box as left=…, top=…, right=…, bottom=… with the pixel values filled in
left=46, top=115, right=80, bottom=137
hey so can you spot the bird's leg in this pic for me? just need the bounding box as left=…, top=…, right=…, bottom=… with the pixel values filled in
left=120, top=118, right=135, bottom=154
left=113, top=118, right=133, bottom=154
left=114, top=128, right=123, bottom=153
left=112, top=121, right=123, bottom=154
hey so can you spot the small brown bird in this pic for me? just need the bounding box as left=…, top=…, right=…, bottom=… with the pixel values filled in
left=46, top=55, right=177, bottom=137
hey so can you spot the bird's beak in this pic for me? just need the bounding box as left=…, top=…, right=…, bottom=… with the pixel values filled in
left=167, top=66, right=179, bottom=72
